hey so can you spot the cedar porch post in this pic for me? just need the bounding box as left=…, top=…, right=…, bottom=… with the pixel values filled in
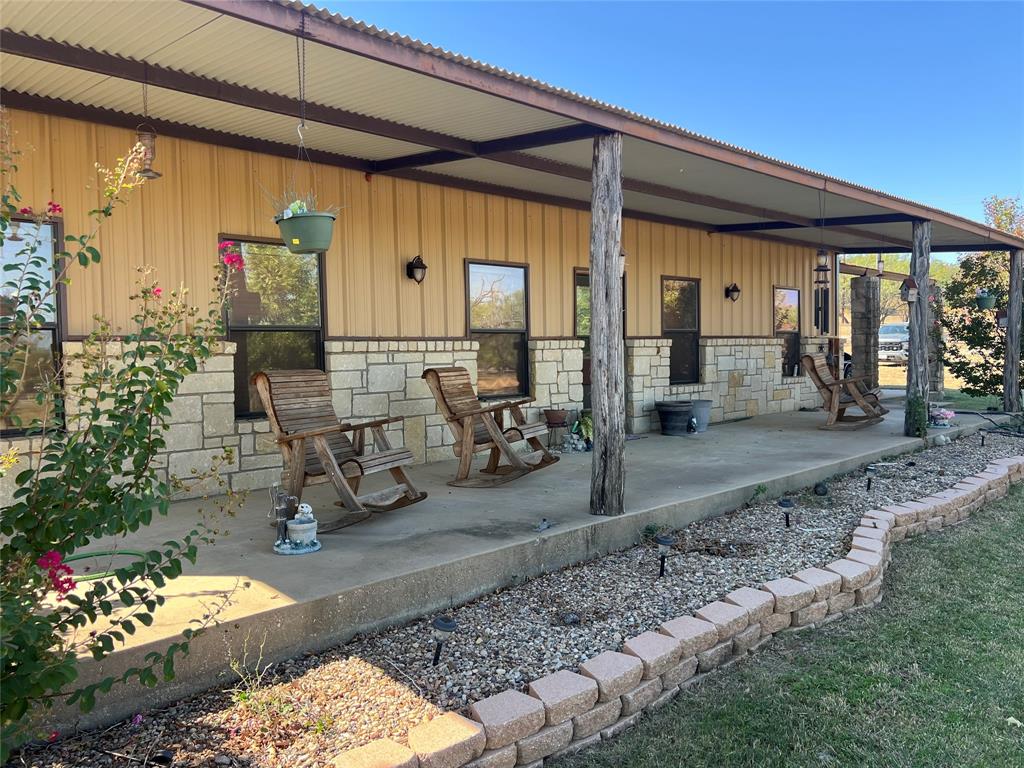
left=1004, top=248, right=1023, bottom=412
left=905, top=219, right=932, bottom=436
left=589, top=132, right=625, bottom=516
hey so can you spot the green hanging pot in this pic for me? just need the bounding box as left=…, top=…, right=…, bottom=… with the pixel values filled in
left=274, top=211, right=336, bottom=254
left=975, top=295, right=996, bottom=310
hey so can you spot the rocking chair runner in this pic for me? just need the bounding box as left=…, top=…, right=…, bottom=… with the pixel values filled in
left=802, top=353, right=890, bottom=430
left=253, top=370, right=426, bottom=531
left=421, top=367, right=559, bottom=487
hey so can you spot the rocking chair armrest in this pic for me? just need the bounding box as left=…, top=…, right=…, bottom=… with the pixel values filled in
left=346, top=415, right=405, bottom=430
left=276, top=423, right=350, bottom=443
left=456, top=397, right=534, bottom=419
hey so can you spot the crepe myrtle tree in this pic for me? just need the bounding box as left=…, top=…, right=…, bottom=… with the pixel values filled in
left=939, top=196, right=1023, bottom=399
left=0, top=115, right=243, bottom=758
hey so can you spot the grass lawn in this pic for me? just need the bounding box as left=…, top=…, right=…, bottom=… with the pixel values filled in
left=556, top=485, right=1024, bottom=768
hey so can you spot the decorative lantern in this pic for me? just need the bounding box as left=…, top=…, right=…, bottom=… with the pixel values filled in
left=778, top=498, right=795, bottom=528
left=996, top=308, right=1008, bottom=328
left=876, top=255, right=885, bottom=276
left=900, top=278, right=919, bottom=303
left=135, top=124, right=162, bottom=180
left=814, top=249, right=831, bottom=286
left=406, top=255, right=428, bottom=284
left=724, top=283, right=741, bottom=302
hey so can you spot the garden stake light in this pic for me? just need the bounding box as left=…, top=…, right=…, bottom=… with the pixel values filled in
left=654, top=533, right=676, bottom=577
left=431, top=615, right=457, bottom=666
left=866, top=464, right=878, bottom=491
left=778, top=498, right=795, bottom=528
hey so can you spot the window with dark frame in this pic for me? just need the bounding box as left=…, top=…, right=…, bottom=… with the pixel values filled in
left=466, top=261, right=529, bottom=397
left=223, top=239, right=324, bottom=417
left=662, top=276, right=700, bottom=384
left=1, top=219, right=63, bottom=435
left=773, top=286, right=802, bottom=376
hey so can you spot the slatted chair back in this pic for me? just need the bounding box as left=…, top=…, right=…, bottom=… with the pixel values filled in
left=422, top=367, right=493, bottom=444
left=803, top=353, right=835, bottom=401
left=254, top=369, right=356, bottom=475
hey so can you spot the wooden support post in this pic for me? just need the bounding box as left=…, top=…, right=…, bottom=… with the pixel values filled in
left=589, top=132, right=625, bottom=516
left=905, top=220, right=931, bottom=436
left=1004, top=248, right=1023, bottom=412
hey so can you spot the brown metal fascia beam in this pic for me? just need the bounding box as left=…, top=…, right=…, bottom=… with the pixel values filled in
left=838, top=262, right=909, bottom=282
left=184, top=0, right=1024, bottom=251
left=0, top=30, right=475, bottom=155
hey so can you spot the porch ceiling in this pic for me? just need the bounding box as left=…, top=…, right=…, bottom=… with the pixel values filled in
left=2, top=0, right=1021, bottom=255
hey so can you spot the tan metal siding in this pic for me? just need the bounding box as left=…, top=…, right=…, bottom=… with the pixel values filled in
left=8, top=109, right=824, bottom=340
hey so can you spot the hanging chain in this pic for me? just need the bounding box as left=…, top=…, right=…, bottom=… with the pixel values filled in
left=142, top=63, right=149, bottom=119
left=296, top=12, right=307, bottom=131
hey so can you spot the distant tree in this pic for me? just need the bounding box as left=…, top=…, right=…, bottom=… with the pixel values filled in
left=939, top=196, right=1023, bottom=398
left=839, top=254, right=958, bottom=326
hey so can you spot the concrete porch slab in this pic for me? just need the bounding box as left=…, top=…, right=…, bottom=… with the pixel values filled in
left=58, top=407, right=994, bottom=731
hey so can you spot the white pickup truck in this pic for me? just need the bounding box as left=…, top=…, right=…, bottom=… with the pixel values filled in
left=878, top=322, right=910, bottom=365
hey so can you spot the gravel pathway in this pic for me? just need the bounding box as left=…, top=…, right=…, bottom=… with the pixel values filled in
left=16, top=431, right=1022, bottom=768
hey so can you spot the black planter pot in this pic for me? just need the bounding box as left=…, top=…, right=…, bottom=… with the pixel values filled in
left=655, top=401, right=694, bottom=436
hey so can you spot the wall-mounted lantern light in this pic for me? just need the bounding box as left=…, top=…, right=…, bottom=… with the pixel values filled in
left=900, top=277, right=919, bottom=303
left=135, top=124, right=162, bottom=180
left=406, top=255, right=428, bottom=284
left=724, top=283, right=741, bottom=302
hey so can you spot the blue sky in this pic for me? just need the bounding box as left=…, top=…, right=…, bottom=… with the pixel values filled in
left=329, top=1, right=1023, bottom=228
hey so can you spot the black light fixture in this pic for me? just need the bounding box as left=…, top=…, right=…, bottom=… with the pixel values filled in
left=654, top=533, right=676, bottom=578
left=724, top=283, right=741, bottom=302
left=430, top=615, right=457, bottom=666
left=778, top=498, right=795, bottom=528
left=406, top=255, right=428, bottom=284
left=865, top=464, right=878, bottom=491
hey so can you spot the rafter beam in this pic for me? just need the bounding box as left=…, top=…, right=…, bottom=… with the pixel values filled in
left=0, top=30, right=474, bottom=154
left=716, top=213, right=919, bottom=233
left=0, top=89, right=375, bottom=172
left=371, top=124, right=608, bottom=173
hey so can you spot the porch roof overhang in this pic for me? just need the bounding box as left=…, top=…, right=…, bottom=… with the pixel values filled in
left=2, top=0, right=1022, bottom=256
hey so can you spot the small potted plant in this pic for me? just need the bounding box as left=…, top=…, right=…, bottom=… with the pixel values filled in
left=272, top=189, right=338, bottom=254
left=929, top=407, right=955, bottom=428
left=975, top=288, right=997, bottom=310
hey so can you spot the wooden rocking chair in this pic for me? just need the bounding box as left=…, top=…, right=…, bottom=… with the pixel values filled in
left=253, top=370, right=427, bottom=531
left=801, top=353, right=890, bottom=430
left=422, top=367, right=559, bottom=487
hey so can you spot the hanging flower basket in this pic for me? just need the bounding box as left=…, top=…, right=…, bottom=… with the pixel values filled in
left=975, top=293, right=996, bottom=310
left=275, top=210, right=336, bottom=254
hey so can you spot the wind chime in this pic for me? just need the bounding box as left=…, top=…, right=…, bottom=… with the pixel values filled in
left=813, top=191, right=832, bottom=334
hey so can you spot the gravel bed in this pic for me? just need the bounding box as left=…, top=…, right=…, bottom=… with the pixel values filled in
left=16, top=431, right=1022, bottom=768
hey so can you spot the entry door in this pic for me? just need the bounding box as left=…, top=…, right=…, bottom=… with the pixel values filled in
left=574, top=269, right=626, bottom=409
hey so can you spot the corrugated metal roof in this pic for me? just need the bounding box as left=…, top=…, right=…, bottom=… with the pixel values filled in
left=1, top=0, right=1019, bottom=250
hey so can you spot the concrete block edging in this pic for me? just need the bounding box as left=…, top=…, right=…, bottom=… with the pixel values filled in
left=331, top=456, right=1024, bottom=768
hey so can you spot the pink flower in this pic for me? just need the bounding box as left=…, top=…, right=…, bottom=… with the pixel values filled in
left=46, top=201, right=63, bottom=215
left=152, top=286, right=163, bottom=298
left=131, top=714, right=144, bottom=726
left=218, top=240, right=236, bottom=251
left=222, top=252, right=245, bottom=272
left=37, top=551, right=75, bottom=598
left=18, top=206, right=33, bottom=215
left=48, top=731, right=59, bottom=743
